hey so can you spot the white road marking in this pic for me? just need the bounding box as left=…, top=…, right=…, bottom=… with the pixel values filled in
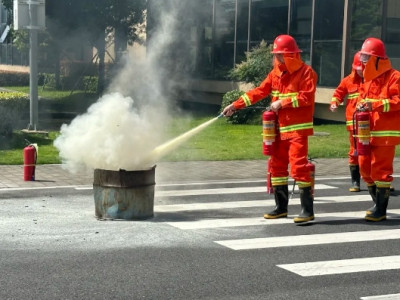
left=215, top=229, right=400, bottom=250
left=156, top=195, right=372, bottom=212
left=165, top=209, right=400, bottom=229
left=360, top=293, right=400, bottom=300
left=277, top=255, right=400, bottom=277
left=156, top=184, right=336, bottom=197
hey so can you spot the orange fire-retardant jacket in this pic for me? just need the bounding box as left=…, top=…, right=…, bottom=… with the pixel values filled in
left=232, top=56, right=317, bottom=140
left=331, top=70, right=362, bottom=131
left=358, top=56, right=400, bottom=146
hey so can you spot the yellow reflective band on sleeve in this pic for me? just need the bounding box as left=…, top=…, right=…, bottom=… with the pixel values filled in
left=271, top=90, right=279, bottom=97
left=370, top=130, right=400, bottom=137
left=278, top=92, right=298, bottom=99
left=331, top=97, right=340, bottom=105
left=363, top=98, right=380, bottom=103
left=291, top=96, right=299, bottom=108
left=346, top=120, right=354, bottom=127
left=297, top=181, right=311, bottom=188
left=375, top=181, right=391, bottom=188
left=382, top=99, right=390, bottom=112
left=279, top=122, right=313, bottom=133
left=241, top=94, right=251, bottom=107
left=347, top=93, right=359, bottom=100
left=271, top=177, right=288, bottom=185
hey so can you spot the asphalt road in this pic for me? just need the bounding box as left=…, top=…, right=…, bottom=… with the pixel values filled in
left=1, top=176, right=400, bottom=300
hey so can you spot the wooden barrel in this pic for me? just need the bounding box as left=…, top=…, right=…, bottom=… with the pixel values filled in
left=93, top=166, right=156, bottom=220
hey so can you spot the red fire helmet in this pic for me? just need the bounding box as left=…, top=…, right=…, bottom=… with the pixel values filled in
left=360, top=37, right=387, bottom=58
left=352, top=51, right=363, bottom=71
left=271, top=35, right=302, bottom=54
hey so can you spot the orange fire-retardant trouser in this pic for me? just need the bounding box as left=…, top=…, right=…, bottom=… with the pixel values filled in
left=358, top=145, right=395, bottom=188
left=348, top=131, right=358, bottom=166
left=270, top=136, right=311, bottom=188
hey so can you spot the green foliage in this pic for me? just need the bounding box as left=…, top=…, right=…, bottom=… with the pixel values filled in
left=220, top=90, right=268, bottom=125
left=229, top=41, right=274, bottom=86
left=0, top=70, right=30, bottom=86
left=221, top=41, right=273, bottom=124
left=39, top=73, right=98, bottom=92
left=0, top=92, right=29, bottom=137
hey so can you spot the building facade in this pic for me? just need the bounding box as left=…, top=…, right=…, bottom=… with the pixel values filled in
left=148, top=0, right=400, bottom=120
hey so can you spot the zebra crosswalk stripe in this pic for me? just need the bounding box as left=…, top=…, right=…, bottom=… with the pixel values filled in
left=156, top=195, right=372, bottom=212
left=215, top=228, right=400, bottom=250
left=166, top=209, right=400, bottom=229
left=360, top=293, right=400, bottom=299
left=156, top=183, right=336, bottom=197
left=277, top=255, right=400, bottom=276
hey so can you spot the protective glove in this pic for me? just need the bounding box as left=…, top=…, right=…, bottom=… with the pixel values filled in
left=329, top=103, right=338, bottom=112
left=222, top=104, right=236, bottom=117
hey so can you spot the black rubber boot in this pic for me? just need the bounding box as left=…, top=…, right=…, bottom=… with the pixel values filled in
left=365, top=187, right=389, bottom=222
left=264, top=185, right=288, bottom=219
left=294, top=186, right=314, bottom=223
left=349, top=165, right=360, bottom=192
left=365, top=184, right=376, bottom=216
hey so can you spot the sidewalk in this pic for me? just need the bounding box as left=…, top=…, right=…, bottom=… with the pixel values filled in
left=3, top=158, right=400, bottom=189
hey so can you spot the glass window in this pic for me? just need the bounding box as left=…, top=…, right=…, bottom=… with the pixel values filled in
left=214, top=0, right=236, bottom=78
left=250, top=0, right=288, bottom=47
left=235, top=0, right=250, bottom=64
left=349, top=0, right=383, bottom=57
left=385, top=0, right=400, bottom=70
left=312, top=0, right=344, bottom=87
left=289, top=0, right=312, bottom=64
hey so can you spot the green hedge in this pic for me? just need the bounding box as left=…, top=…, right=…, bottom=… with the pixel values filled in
left=0, top=91, right=29, bottom=137
left=0, top=70, right=30, bottom=86
left=39, top=73, right=98, bottom=92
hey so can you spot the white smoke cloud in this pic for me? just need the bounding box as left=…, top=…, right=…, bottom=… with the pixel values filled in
left=54, top=92, right=163, bottom=172
left=54, top=2, right=186, bottom=173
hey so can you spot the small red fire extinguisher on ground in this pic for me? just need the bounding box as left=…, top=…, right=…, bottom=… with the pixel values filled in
left=353, top=108, right=371, bottom=156
left=23, top=143, right=38, bottom=181
left=262, top=109, right=277, bottom=156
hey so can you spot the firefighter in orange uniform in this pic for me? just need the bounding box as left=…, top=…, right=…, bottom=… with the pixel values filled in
left=356, top=37, right=400, bottom=222
left=330, top=52, right=363, bottom=192
left=222, top=34, right=318, bottom=223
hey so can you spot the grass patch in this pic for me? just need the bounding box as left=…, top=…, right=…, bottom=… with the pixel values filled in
left=0, top=115, right=381, bottom=165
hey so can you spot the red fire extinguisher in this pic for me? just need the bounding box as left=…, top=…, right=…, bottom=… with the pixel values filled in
left=266, top=157, right=273, bottom=194
left=353, top=109, right=371, bottom=156
left=306, top=159, right=316, bottom=196
left=23, top=144, right=38, bottom=181
left=262, top=110, right=277, bottom=156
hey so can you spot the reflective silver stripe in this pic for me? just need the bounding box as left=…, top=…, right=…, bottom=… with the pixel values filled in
left=291, top=96, right=299, bottom=108
left=375, top=181, right=391, bottom=188
left=347, top=93, right=359, bottom=100
left=382, top=99, right=390, bottom=112
left=271, top=177, right=288, bottom=185
left=279, top=92, right=298, bottom=98
left=297, top=181, right=311, bottom=188
left=370, top=130, right=400, bottom=137
left=280, top=122, right=313, bottom=133
left=346, top=120, right=353, bottom=126
left=241, top=94, right=251, bottom=106
left=271, top=90, right=279, bottom=97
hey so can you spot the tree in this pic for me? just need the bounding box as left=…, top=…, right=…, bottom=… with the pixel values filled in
left=4, top=0, right=146, bottom=94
